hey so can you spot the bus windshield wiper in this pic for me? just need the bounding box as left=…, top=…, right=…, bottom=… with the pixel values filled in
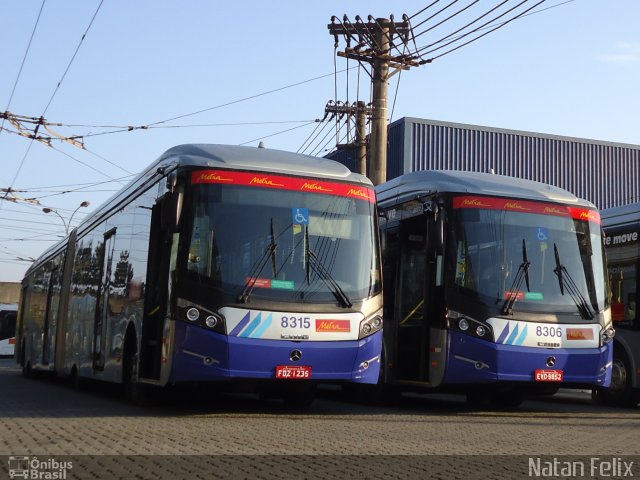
left=237, top=223, right=277, bottom=303
left=305, top=226, right=352, bottom=308
left=553, top=243, right=594, bottom=320
left=501, top=239, right=531, bottom=315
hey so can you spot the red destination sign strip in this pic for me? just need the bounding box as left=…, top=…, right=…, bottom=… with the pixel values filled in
left=453, top=196, right=601, bottom=224
left=191, top=170, right=375, bottom=203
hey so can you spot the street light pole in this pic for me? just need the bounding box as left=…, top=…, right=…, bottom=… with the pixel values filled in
left=43, top=201, right=90, bottom=235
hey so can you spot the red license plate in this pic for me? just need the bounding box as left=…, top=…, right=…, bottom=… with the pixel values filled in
left=275, top=365, right=312, bottom=379
left=534, top=369, right=564, bottom=382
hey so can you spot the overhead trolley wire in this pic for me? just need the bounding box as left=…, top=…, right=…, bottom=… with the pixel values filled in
left=40, top=0, right=105, bottom=117
left=3, top=0, right=106, bottom=212
left=0, top=0, right=47, bottom=140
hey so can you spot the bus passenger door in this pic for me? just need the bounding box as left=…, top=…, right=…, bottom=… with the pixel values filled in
left=394, top=215, right=429, bottom=382
left=140, top=198, right=171, bottom=380
left=41, top=267, right=58, bottom=365
left=93, top=229, right=116, bottom=371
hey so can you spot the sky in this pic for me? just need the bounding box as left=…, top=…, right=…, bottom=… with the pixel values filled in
left=1, top=0, right=639, bottom=283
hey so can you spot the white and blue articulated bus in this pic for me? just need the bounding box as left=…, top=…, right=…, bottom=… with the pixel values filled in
left=375, top=170, right=613, bottom=406
left=16, top=145, right=383, bottom=405
left=596, top=202, right=640, bottom=407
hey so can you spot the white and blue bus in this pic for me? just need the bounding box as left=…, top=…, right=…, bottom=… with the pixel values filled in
left=0, top=304, right=18, bottom=357
left=16, top=144, right=383, bottom=405
left=375, top=170, right=613, bottom=406
left=595, top=202, right=640, bottom=407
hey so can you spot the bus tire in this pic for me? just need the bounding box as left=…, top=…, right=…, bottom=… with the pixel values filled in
left=594, top=347, right=639, bottom=408
left=22, top=359, right=32, bottom=379
left=122, top=333, right=148, bottom=406
left=70, top=365, right=83, bottom=391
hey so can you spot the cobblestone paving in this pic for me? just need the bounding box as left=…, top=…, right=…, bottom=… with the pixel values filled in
left=1, top=359, right=639, bottom=478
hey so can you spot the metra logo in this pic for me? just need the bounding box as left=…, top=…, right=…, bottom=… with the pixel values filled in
left=250, top=177, right=284, bottom=187
left=566, top=328, right=594, bottom=340
left=316, top=319, right=351, bottom=332
left=347, top=188, right=371, bottom=200
left=504, top=201, right=530, bottom=211
left=580, top=210, right=599, bottom=222
left=196, top=173, right=232, bottom=182
left=544, top=206, right=566, bottom=215
left=301, top=182, right=332, bottom=192
left=461, top=199, right=491, bottom=208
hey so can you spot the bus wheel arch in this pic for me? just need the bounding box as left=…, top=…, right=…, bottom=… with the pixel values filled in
left=594, top=342, right=639, bottom=407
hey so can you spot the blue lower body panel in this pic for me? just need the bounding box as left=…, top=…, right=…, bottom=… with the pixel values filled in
left=443, top=330, right=612, bottom=387
left=170, top=322, right=382, bottom=384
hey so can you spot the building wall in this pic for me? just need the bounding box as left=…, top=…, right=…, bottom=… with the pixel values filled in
left=0, top=282, right=21, bottom=304
left=327, top=117, right=640, bottom=210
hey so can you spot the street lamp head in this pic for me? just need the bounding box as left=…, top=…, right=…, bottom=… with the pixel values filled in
left=42, top=207, right=53, bottom=214
left=80, top=201, right=90, bottom=208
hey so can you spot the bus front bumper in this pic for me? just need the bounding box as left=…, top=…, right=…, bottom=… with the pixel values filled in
left=443, top=330, right=612, bottom=388
left=169, top=323, right=382, bottom=385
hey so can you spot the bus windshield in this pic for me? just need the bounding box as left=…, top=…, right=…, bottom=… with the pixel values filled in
left=451, top=196, right=607, bottom=318
left=182, top=171, right=381, bottom=305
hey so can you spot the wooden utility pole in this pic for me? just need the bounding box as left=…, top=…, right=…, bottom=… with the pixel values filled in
left=324, top=101, right=371, bottom=177
left=369, top=19, right=390, bottom=186
left=328, top=15, right=418, bottom=185
left=355, top=100, right=367, bottom=177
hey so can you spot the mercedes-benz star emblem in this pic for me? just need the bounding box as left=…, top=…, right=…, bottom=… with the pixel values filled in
left=290, top=350, right=302, bottom=362
left=546, top=356, right=556, bottom=367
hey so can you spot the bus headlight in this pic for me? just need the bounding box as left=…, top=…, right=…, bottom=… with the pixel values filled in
left=177, top=298, right=226, bottom=334
left=186, top=308, right=200, bottom=322
left=205, top=315, right=220, bottom=329
left=446, top=309, right=493, bottom=341
left=359, top=312, right=383, bottom=340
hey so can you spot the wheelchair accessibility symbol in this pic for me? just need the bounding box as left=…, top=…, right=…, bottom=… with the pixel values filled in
left=292, top=208, right=309, bottom=225
left=536, top=227, right=549, bottom=241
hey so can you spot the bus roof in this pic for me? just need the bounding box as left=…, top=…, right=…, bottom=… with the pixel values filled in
left=25, top=145, right=371, bottom=278
left=600, top=202, right=640, bottom=228
left=158, top=144, right=369, bottom=182
left=375, top=170, right=594, bottom=208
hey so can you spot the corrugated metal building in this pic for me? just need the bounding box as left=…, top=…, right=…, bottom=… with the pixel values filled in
left=326, top=117, right=640, bottom=209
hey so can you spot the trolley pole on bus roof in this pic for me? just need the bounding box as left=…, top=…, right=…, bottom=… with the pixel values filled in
left=328, top=15, right=418, bottom=185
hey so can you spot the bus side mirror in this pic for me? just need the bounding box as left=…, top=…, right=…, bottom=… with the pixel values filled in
left=424, top=201, right=444, bottom=255
left=380, top=231, right=387, bottom=257
left=161, top=189, right=183, bottom=232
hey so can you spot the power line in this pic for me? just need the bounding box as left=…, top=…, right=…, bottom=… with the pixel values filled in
left=147, top=69, right=357, bottom=127
left=423, top=0, right=547, bottom=61
left=238, top=121, right=318, bottom=147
